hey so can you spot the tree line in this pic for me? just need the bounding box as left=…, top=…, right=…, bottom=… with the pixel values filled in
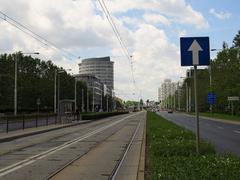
left=0, top=52, right=115, bottom=114
left=179, top=30, right=240, bottom=115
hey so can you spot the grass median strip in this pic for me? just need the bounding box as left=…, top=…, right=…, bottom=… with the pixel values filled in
left=146, top=111, right=240, bottom=179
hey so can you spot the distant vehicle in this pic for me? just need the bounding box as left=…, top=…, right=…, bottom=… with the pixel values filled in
left=167, top=109, right=173, bottom=113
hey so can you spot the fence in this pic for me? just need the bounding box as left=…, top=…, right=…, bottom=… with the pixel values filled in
left=0, top=112, right=80, bottom=133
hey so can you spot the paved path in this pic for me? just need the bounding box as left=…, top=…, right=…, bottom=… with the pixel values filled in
left=158, top=111, right=240, bottom=156
left=0, top=112, right=146, bottom=180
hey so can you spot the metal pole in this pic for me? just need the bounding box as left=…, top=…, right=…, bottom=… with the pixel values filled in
left=194, top=65, right=200, bottom=154
left=14, top=54, right=18, bottom=116
left=100, top=93, right=103, bottom=111
left=54, top=70, right=57, bottom=114
left=189, top=86, right=191, bottom=112
left=186, top=83, right=188, bottom=112
left=174, top=93, right=176, bottom=111
left=107, top=95, right=109, bottom=112
left=81, top=89, right=84, bottom=112
left=74, top=78, right=77, bottom=112
left=58, top=73, right=60, bottom=119
left=92, top=87, right=94, bottom=112
left=209, top=61, right=213, bottom=113
left=87, top=89, right=89, bottom=112
left=178, top=83, right=180, bottom=111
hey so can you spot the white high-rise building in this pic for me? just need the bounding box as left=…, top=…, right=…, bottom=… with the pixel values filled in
left=79, top=57, right=114, bottom=90
left=158, top=79, right=177, bottom=109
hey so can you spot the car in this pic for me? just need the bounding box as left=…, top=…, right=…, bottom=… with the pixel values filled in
left=167, top=109, right=173, bottom=113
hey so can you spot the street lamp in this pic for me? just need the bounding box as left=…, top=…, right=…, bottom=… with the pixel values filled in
left=209, top=48, right=222, bottom=113
left=14, top=51, right=40, bottom=116
left=56, top=69, right=72, bottom=116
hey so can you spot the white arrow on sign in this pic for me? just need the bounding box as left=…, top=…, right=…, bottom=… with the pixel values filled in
left=188, top=40, right=203, bottom=65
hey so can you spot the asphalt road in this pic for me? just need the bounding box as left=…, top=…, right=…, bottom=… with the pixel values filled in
left=0, top=112, right=146, bottom=180
left=158, top=111, right=240, bottom=156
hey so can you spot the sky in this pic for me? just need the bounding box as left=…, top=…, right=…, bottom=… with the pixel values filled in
left=0, top=0, right=239, bottom=102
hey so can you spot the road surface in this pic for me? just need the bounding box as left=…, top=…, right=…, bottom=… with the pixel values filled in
left=158, top=111, right=240, bottom=156
left=0, top=112, right=146, bottom=180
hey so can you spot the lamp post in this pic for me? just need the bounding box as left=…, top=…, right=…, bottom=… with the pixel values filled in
left=209, top=48, right=222, bottom=113
left=14, top=51, right=40, bottom=116
left=56, top=69, right=71, bottom=117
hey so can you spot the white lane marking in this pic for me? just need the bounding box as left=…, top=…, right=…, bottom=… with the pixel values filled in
left=234, top=130, right=240, bottom=134
left=0, top=112, right=141, bottom=177
left=217, top=126, right=223, bottom=129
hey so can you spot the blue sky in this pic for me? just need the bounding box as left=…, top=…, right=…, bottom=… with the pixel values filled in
left=0, top=0, right=239, bottom=101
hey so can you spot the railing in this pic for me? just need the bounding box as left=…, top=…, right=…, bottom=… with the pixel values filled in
left=0, top=112, right=81, bottom=133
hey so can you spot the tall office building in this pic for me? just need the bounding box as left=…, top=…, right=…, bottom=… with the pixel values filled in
left=158, top=79, right=177, bottom=109
left=79, top=57, right=114, bottom=90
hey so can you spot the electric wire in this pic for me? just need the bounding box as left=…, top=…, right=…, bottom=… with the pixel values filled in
left=0, top=11, right=79, bottom=60
left=96, top=0, right=136, bottom=90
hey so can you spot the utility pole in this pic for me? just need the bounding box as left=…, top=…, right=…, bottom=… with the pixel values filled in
left=57, top=73, right=60, bottom=115
left=14, top=52, right=39, bottom=115
left=81, top=89, right=84, bottom=112
left=189, top=86, right=191, bottom=112
left=106, top=95, right=109, bottom=112
left=209, top=61, right=213, bottom=113
left=100, top=93, right=103, bottom=111
left=178, top=82, right=181, bottom=111
left=186, top=83, right=188, bottom=112
left=54, top=69, right=57, bottom=114
left=92, top=87, right=94, bottom=112
left=87, top=89, right=89, bottom=112
left=74, top=78, right=77, bottom=112
left=14, top=54, right=18, bottom=116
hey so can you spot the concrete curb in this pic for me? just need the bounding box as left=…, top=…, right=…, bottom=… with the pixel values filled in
left=0, top=121, right=91, bottom=143
left=137, top=117, right=146, bottom=180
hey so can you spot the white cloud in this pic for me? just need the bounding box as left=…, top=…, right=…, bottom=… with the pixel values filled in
left=113, top=24, right=185, bottom=100
left=0, top=0, right=207, bottom=101
left=209, top=8, right=231, bottom=20
left=108, top=0, right=209, bottom=29
left=143, top=13, right=171, bottom=26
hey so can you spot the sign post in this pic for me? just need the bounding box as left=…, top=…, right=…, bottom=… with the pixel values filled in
left=180, top=37, right=210, bottom=153
left=228, top=96, right=239, bottom=116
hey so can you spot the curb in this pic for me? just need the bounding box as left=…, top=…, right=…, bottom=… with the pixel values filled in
left=0, top=121, right=91, bottom=143
left=137, top=115, right=146, bottom=180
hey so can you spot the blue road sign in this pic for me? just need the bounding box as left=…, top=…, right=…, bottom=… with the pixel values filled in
left=180, top=37, right=210, bottom=66
left=208, top=92, right=216, bottom=105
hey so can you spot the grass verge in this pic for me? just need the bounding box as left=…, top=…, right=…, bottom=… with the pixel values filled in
left=199, top=112, right=240, bottom=122
left=146, top=111, right=240, bottom=179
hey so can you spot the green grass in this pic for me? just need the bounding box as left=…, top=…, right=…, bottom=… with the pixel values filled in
left=146, top=111, right=240, bottom=179
left=199, top=112, right=240, bottom=122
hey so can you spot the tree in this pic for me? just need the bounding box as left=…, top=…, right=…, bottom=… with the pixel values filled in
left=233, top=30, right=240, bottom=47
left=0, top=52, right=88, bottom=114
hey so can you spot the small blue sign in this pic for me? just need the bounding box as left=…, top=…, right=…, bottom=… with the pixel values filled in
left=208, top=92, right=216, bottom=105
left=180, top=37, right=210, bottom=66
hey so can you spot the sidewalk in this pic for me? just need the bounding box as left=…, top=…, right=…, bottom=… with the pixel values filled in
left=0, top=120, right=91, bottom=143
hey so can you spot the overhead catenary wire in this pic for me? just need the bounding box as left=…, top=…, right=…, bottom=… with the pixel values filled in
left=0, top=11, right=79, bottom=60
left=96, top=0, right=136, bottom=89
